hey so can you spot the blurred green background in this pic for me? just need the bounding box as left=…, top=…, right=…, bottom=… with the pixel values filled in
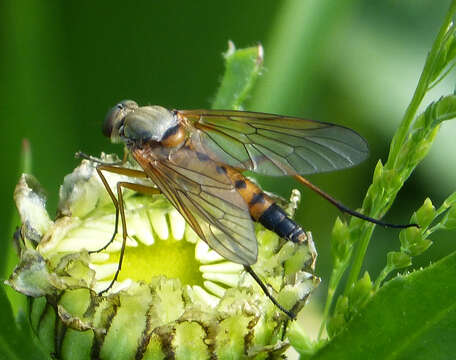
left=1, top=0, right=455, bottom=330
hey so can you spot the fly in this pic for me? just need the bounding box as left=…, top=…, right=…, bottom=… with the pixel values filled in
left=77, top=100, right=416, bottom=319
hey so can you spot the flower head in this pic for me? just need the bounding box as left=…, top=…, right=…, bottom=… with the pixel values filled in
left=7, top=154, right=320, bottom=359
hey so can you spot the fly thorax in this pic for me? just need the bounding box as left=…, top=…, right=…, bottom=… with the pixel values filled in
left=160, top=124, right=187, bottom=148
left=122, top=106, right=178, bottom=145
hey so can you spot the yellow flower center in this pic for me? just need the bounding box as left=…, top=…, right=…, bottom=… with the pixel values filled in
left=111, top=238, right=204, bottom=287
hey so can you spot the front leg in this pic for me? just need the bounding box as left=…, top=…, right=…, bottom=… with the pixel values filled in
left=98, top=180, right=161, bottom=294
left=87, top=163, right=161, bottom=294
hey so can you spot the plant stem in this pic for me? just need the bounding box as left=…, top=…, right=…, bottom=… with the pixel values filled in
left=388, top=0, right=456, bottom=165
left=318, top=257, right=351, bottom=339
left=344, top=0, right=456, bottom=293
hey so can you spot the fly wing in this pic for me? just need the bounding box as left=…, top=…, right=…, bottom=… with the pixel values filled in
left=132, top=145, right=258, bottom=265
left=181, top=109, right=369, bottom=176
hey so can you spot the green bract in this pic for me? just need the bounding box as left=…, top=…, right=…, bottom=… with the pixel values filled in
left=7, top=155, right=319, bottom=359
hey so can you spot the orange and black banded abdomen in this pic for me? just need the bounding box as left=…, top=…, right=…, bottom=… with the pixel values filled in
left=224, top=166, right=307, bottom=244
left=158, top=123, right=307, bottom=245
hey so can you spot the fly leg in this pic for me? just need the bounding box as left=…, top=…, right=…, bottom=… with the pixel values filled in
left=88, top=164, right=161, bottom=294
left=294, top=175, right=419, bottom=229
left=92, top=165, right=153, bottom=254
left=99, top=180, right=161, bottom=294
left=244, top=265, right=296, bottom=319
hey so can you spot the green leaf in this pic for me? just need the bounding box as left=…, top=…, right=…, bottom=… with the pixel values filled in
left=386, top=251, right=412, bottom=270
left=211, top=41, right=263, bottom=110
left=414, top=95, right=456, bottom=132
left=327, top=273, right=373, bottom=337
left=413, top=198, right=436, bottom=229
left=399, top=226, right=432, bottom=257
left=326, top=295, right=349, bottom=338
left=331, top=217, right=350, bottom=262
left=441, top=204, right=456, bottom=230
left=0, top=284, right=46, bottom=360
left=288, top=322, right=322, bottom=358
left=429, top=24, right=456, bottom=84
left=432, top=95, right=456, bottom=124
left=310, top=251, right=456, bottom=360
left=346, top=272, right=372, bottom=313
left=442, top=191, right=456, bottom=208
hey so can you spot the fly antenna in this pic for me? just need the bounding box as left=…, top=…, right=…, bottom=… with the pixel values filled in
left=294, top=175, right=419, bottom=229
left=75, top=151, right=125, bottom=166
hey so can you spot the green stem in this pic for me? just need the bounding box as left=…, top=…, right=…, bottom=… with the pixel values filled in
left=344, top=0, right=456, bottom=293
left=388, top=1, right=456, bottom=165
left=344, top=225, right=375, bottom=294
left=318, top=257, right=351, bottom=339
left=373, top=267, right=390, bottom=291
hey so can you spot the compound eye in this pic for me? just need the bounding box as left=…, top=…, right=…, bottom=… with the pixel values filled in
left=102, top=100, right=138, bottom=138
left=102, top=105, right=118, bottom=138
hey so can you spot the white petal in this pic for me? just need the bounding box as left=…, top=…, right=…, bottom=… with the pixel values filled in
left=169, top=209, right=185, bottom=240
left=202, top=272, right=239, bottom=287
left=127, top=212, right=154, bottom=245
left=90, top=262, right=118, bottom=280
left=200, top=262, right=243, bottom=274
left=195, top=241, right=224, bottom=263
left=148, top=209, right=169, bottom=240
left=184, top=225, right=200, bottom=244
left=94, top=279, right=132, bottom=294
left=191, top=285, right=219, bottom=307
left=89, top=252, right=110, bottom=262
left=203, top=281, right=226, bottom=298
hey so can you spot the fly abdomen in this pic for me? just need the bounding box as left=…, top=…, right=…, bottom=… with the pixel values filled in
left=259, top=203, right=307, bottom=244
left=227, top=170, right=308, bottom=244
